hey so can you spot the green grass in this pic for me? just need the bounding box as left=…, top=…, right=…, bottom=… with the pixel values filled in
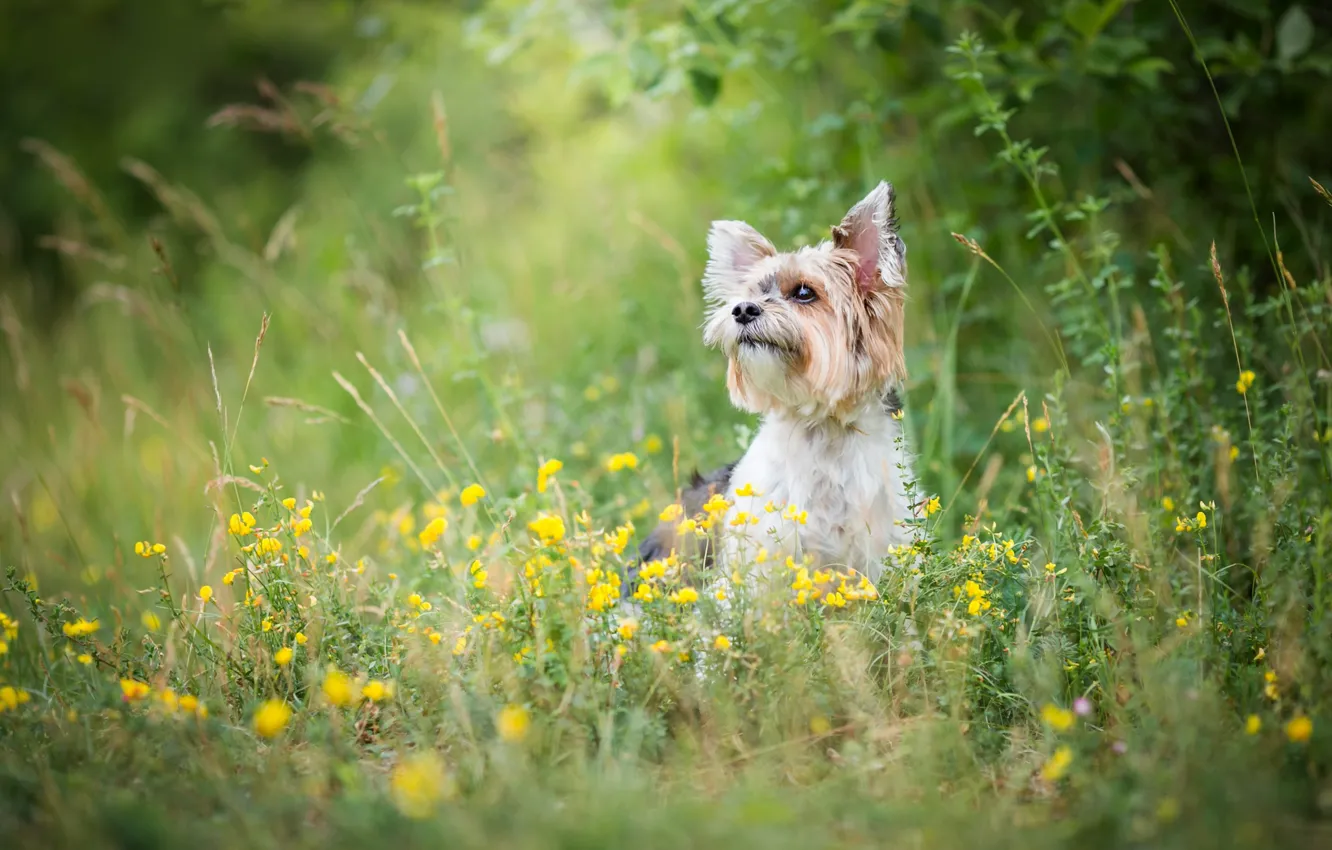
left=3, top=8, right=1332, bottom=849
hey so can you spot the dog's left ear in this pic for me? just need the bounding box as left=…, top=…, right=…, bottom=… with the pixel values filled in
left=832, top=181, right=906, bottom=293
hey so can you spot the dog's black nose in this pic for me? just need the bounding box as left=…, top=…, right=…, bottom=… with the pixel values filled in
left=732, top=302, right=762, bottom=325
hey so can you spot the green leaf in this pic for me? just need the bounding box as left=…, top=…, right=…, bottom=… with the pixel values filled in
left=1276, top=5, right=1314, bottom=63
left=1064, top=0, right=1127, bottom=41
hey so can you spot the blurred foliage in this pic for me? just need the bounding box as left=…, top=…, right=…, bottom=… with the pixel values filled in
left=0, top=0, right=370, bottom=319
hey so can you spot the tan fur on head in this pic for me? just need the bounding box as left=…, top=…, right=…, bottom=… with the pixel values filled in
left=702, top=182, right=908, bottom=421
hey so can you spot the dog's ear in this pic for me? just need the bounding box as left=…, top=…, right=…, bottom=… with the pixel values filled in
left=704, top=221, right=775, bottom=298
left=832, top=182, right=906, bottom=293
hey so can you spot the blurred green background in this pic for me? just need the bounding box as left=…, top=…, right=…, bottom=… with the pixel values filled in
left=1, top=0, right=1329, bottom=590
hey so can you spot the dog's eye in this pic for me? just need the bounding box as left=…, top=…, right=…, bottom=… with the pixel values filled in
left=790, top=283, right=818, bottom=304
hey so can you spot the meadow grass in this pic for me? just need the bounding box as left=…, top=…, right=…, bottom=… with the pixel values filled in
left=2, top=15, right=1332, bottom=850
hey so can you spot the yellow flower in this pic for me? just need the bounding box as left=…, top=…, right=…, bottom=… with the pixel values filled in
left=418, top=517, right=448, bottom=548
left=460, top=484, right=486, bottom=507
left=140, top=611, right=161, bottom=632
left=61, top=618, right=100, bottom=638
left=1196, top=511, right=1207, bottom=529
left=1031, top=416, right=1050, bottom=433
left=1236, top=370, right=1255, bottom=395
left=714, top=635, right=732, bottom=650
left=178, top=694, right=205, bottom=718
left=253, top=700, right=292, bottom=739
left=1245, top=714, right=1262, bottom=735
left=734, top=482, right=760, bottom=497
left=669, top=587, right=699, bottom=605
left=1026, top=465, right=1037, bottom=483
left=1286, top=714, right=1313, bottom=743
left=605, top=452, right=639, bottom=472
left=120, top=679, right=150, bottom=701
left=1161, top=496, right=1175, bottom=512
left=362, top=680, right=392, bottom=703
left=1175, top=615, right=1189, bottom=628
left=925, top=497, right=941, bottom=516
left=282, top=497, right=297, bottom=510
left=198, top=585, right=213, bottom=604
left=452, top=635, right=467, bottom=656
left=617, top=618, right=640, bottom=640
left=643, top=434, right=664, bottom=454
left=295, top=631, right=308, bottom=645
left=228, top=512, right=255, bottom=536
left=274, top=647, right=294, bottom=666
left=257, top=537, right=283, bottom=556
left=649, top=640, right=671, bottom=654
left=528, top=514, right=566, bottom=544
left=702, top=493, right=730, bottom=515
left=391, top=752, right=455, bottom=819
left=497, top=704, right=530, bottom=742
left=1040, top=703, right=1075, bottom=732
left=322, top=669, right=356, bottom=707
left=261, top=618, right=273, bottom=632
left=1040, top=745, right=1073, bottom=782
left=536, top=458, right=563, bottom=493
left=0, top=686, right=27, bottom=712
left=76, top=653, right=93, bottom=665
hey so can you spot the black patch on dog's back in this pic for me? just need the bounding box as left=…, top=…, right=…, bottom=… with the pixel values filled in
left=630, top=461, right=736, bottom=585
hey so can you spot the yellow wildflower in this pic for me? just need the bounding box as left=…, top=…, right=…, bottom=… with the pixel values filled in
left=1162, top=496, right=1175, bottom=512
left=1236, top=370, right=1255, bottom=395
left=714, top=634, right=732, bottom=650
left=1286, top=715, right=1313, bottom=743
left=228, top=512, right=256, bottom=536
left=497, top=704, right=531, bottom=742
left=141, top=611, right=161, bottom=632
left=1196, top=511, right=1207, bottom=529
left=528, top=514, right=566, bottom=544
left=253, top=700, right=292, bottom=739
left=295, top=631, right=308, bottom=646
left=362, top=680, right=392, bottom=703
left=0, top=686, right=28, bottom=712
left=322, top=669, right=356, bottom=707
left=1245, top=714, right=1262, bottom=735
left=418, top=517, right=448, bottom=548
left=1040, top=745, right=1073, bottom=782
left=605, top=452, right=639, bottom=472
left=391, top=752, right=455, bottom=819
left=198, top=585, right=213, bottom=604
left=669, top=587, right=699, bottom=605
left=536, top=458, right=563, bottom=493
left=1040, top=703, right=1075, bottom=732
left=649, top=640, right=671, bottom=654
left=460, top=484, right=486, bottom=506
left=274, top=647, right=294, bottom=666
left=734, top=482, right=761, bottom=497
left=120, top=678, right=150, bottom=702
left=925, top=497, right=941, bottom=516
left=62, top=618, right=100, bottom=638
left=76, top=653, right=92, bottom=665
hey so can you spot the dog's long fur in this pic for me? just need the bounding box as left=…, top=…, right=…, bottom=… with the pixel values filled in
left=638, top=182, right=916, bottom=581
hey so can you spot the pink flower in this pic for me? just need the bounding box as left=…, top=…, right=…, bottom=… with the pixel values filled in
left=1073, top=697, right=1092, bottom=716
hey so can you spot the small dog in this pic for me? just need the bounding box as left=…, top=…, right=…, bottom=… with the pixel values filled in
left=639, top=182, right=915, bottom=582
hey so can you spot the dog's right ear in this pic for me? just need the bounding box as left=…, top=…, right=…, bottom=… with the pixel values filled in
left=703, top=221, right=775, bottom=300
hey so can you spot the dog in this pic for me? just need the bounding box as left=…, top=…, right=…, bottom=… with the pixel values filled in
left=637, top=182, right=916, bottom=584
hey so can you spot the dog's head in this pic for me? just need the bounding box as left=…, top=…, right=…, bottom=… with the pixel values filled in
left=701, top=182, right=907, bottom=419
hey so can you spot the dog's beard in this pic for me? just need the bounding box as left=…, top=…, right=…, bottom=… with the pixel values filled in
left=723, top=322, right=803, bottom=403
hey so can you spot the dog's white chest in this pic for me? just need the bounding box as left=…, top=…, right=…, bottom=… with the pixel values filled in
left=723, top=410, right=913, bottom=578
